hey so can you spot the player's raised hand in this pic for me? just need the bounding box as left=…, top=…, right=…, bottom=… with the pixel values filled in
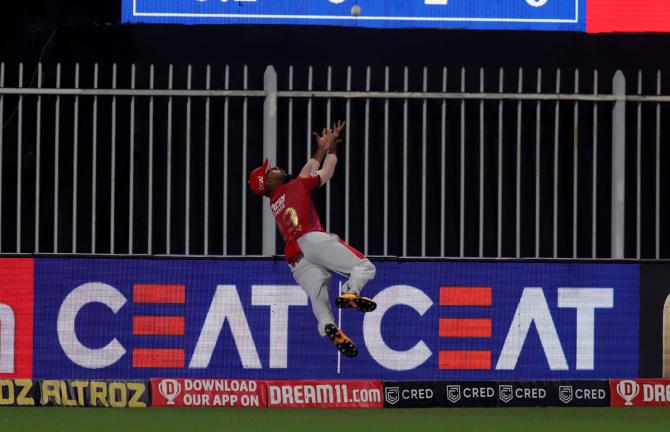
left=312, top=120, right=345, bottom=153
left=331, top=120, right=346, bottom=137
left=323, top=120, right=345, bottom=153
left=312, top=128, right=330, bottom=151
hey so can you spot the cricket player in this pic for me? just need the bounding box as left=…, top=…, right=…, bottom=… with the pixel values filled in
left=248, top=120, right=376, bottom=358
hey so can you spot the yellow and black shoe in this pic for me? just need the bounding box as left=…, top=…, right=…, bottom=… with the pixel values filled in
left=336, top=293, right=377, bottom=312
left=324, top=323, right=358, bottom=358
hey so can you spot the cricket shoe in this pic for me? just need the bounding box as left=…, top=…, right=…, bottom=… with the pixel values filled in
left=335, top=293, right=377, bottom=312
left=324, top=323, right=358, bottom=358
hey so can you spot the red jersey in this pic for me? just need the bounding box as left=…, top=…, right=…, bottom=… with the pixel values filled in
left=269, top=172, right=324, bottom=263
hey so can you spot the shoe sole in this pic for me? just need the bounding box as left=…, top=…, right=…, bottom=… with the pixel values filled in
left=336, top=296, right=377, bottom=313
left=325, top=326, right=358, bottom=358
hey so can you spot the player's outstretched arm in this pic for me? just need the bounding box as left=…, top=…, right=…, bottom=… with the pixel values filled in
left=299, top=128, right=330, bottom=176
left=314, top=120, right=345, bottom=186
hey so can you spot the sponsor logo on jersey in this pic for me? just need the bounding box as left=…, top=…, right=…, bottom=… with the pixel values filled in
left=271, top=194, right=286, bottom=216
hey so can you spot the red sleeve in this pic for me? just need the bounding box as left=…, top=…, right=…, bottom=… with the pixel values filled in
left=300, top=172, right=321, bottom=192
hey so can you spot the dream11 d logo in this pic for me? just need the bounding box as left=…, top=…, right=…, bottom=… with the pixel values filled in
left=158, top=379, right=182, bottom=405
left=616, top=380, right=640, bottom=406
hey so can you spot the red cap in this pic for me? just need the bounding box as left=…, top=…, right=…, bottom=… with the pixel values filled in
left=248, top=159, right=270, bottom=196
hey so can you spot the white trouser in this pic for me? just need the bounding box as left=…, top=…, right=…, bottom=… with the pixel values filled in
left=291, top=231, right=376, bottom=336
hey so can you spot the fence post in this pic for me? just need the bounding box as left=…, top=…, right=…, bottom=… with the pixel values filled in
left=611, top=70, right=626, bottom=259
left=263, top=66, right=278, bottom=256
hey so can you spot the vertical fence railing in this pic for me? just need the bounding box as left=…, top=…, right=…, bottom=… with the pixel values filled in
left=611, top=71, right=626, bottom=259
left=0, top=63, right=668, bottom=259
left=16, top=62, right=23, bottom=253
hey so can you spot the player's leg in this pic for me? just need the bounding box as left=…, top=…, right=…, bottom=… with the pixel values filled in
left=297, top=232, right=376, bottom=311
left=290, top=257, right=335, bottom=336
left=290, top=257, right=358, bottom=357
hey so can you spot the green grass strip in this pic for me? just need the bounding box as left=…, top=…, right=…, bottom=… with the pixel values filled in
left=3, top=407, right=670, bottom=432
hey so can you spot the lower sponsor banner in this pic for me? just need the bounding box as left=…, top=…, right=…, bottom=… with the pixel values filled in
left=440, top=381, right=498, bottom=407
left=500, top=381, right=609, bottom=407
left=39, top=379, right=149, bottom=407
left=151, top=378, right=266, bottom=407
left=497, top=381, right=552, bottom=407
left=547, top=381, right=610, bottom=407
left=265, top=380, right=383, bottom=408
left=611, top=379, right=670, bottom=406
left=383, top=381, right=439, bottom=408
left=384, top=380, right=608, bottom=408
left=0, top=379, right=38, bottom=406
left=383, top=381, right=497, bottom=408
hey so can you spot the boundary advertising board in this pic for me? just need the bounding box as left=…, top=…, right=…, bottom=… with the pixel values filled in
left=25, top=259, right=639, bottom=380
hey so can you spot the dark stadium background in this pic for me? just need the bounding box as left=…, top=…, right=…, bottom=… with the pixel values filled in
left=1, top=1, right=669, bottom=258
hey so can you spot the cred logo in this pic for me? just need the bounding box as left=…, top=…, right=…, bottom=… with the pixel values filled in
left=384, top=387, right=399, bottom=405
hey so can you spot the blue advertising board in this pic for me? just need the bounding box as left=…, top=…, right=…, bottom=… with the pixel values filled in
left=122, top=0, right=586, bottom=32
left=33, top=259, right=637, bottom=379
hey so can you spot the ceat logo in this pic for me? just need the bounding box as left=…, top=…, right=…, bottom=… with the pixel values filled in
left=363, top=285, right=614, bottom=371
left=0, top=259, right=34, bottom=379
left=56, top=283, right=310, bottom=370
left=54, top=281, right=618, bottom=373
left=616, top=380, right=640, bottom=406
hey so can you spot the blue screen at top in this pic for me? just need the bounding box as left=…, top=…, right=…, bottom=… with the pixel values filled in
left=122, top=0, right=586, bottom=32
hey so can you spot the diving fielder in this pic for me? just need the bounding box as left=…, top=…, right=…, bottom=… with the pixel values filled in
left=248, top=120, right=376, bottom=358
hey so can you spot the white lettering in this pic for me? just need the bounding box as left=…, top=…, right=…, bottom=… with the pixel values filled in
left=496, top=288, right=568, bottom=370
left=304, top=385, right=316, bottom=404
left=56, top=283, right=126, bottom=369
left=464, top=387, right=495, bottom=398
left=271, top=195, right=286, bottom=216
left=401, top=388, right=433, bottom=400
left=575, top=388, right=606, bottom=399
left=189, top=285, right=261, bottom=369
left=281, top=385, right=294, bottom=404
left=316, top=385, right=333, bottom=403
left=363, top=285, right=432, bottom=371
left=269, top=386, right=281, bottom=405
left=294, top=386, right=304, bottom=404
left=251, top=285, right=308, bottom=368
left=0, top=304, right=15, bottom=373
left=557, top=288, right=613, bottom=370
left=515, top=388, right=546, bottom=399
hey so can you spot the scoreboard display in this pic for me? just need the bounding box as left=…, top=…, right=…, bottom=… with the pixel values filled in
left=122, top=0, right=585, bottom=31
left=121, top=0, right=670, bottom=33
